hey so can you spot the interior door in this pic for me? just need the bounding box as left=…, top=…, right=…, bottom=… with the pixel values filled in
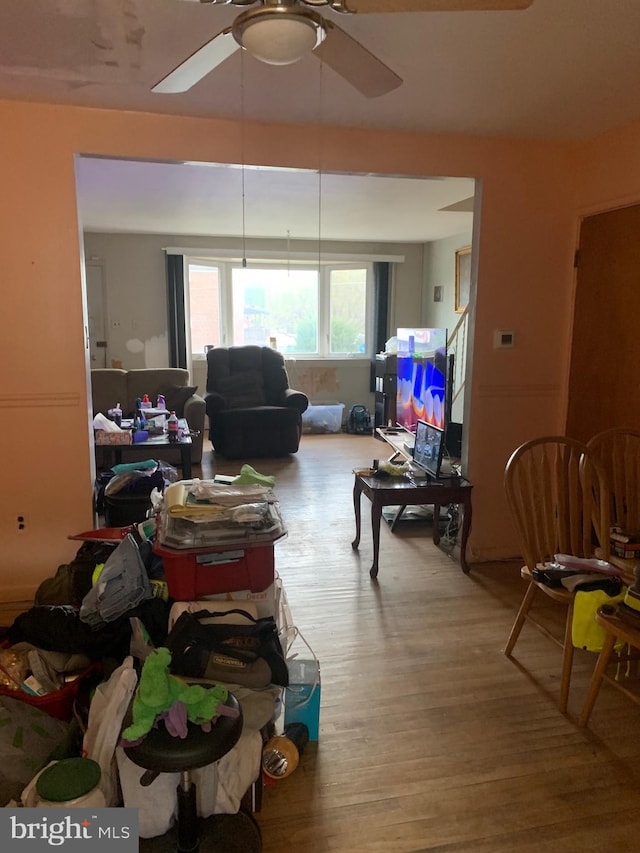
left=86, top=261, right=107, bottom=368
left=566, top=203, right=640, bottom=441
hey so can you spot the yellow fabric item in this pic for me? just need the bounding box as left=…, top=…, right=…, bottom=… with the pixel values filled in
left=572, top=588, right=626, bottom=652
left=92, top=563, right=105, bottom=586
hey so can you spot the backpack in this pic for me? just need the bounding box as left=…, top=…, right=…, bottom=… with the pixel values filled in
left=348, top=404, right=371, bottom=434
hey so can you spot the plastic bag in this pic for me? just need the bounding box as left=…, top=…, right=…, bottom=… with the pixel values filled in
left=82, top=656, right=138, bottom=807
left=0, top=648, right=29, bottom=691
left=105, top=461, right=179, bottom=498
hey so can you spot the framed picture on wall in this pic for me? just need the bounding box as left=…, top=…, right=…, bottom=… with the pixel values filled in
left=455, top=246, right=471, bottom=313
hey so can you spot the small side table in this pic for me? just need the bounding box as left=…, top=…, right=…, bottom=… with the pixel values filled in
left=351, top=471, right=473, bottom=578
left=106, top=418, right=193, bottom=478
left=579, top=604, right=640, bottom=726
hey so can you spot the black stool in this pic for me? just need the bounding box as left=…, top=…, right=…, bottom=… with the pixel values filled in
left=126, top=692, right=261, bottom=853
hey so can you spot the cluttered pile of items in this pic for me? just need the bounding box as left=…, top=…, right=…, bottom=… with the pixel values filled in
left=93, top=393, right=185, bottom=446
left=0, top=467, right=320, bottom=847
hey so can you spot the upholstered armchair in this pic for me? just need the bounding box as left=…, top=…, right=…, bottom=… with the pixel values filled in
left=204, top=346, right=309, bottom=459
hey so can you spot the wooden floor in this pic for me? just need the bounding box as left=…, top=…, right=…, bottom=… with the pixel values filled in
left=189, top=432, right=640, bottom=852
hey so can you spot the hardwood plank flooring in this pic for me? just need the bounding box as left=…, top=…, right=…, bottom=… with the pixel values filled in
left=186, top=434, right=640, bottom=851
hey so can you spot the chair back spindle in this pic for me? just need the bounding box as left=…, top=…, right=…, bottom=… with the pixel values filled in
left=587, top=428, right=640, bottom=534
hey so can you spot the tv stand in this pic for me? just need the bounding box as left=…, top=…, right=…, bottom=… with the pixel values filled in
left=352, top=470, right=473, bottom=577
left=356, top=427, right=473, bottom=576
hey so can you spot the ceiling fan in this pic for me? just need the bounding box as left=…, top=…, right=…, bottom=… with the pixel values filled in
left=153, top=0, right=534, bottom=98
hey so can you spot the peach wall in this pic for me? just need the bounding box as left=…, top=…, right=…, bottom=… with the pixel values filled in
left=573, top=118, right=640, bottom=216
left=0, top=98, right=585, bottom=598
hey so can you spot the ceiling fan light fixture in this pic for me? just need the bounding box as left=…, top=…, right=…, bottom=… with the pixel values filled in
left=233, top=9, right=325, bottom=66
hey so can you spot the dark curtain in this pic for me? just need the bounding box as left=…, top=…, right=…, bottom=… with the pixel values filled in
left=370, top=262, right=390, bottom=391
left=373, top=262, right=390, bottom=353
left=166, top=254, right=187, bottom=369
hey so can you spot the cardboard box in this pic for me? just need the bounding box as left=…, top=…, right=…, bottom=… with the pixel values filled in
left=94, top=430, right=132, bottom=446
left=197, top=582, right=277, bottom=619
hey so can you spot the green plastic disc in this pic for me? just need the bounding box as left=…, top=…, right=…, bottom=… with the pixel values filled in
left=36, top=757, right=101, bottom=803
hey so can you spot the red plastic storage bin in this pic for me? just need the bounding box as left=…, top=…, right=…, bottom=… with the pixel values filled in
left=0, top=664, right=101, bottom=721
left=154, top=541, right=275, bottom=601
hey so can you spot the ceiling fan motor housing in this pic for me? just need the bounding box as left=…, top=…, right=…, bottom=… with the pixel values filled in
left=232, top=6, right=326, bottom=65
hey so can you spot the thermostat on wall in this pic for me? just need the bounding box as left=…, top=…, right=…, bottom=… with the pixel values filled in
left=493, top=329, right=515, bottom=349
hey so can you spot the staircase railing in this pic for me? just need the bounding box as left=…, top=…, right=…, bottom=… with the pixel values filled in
left=447, top=308, right=468, bottom=419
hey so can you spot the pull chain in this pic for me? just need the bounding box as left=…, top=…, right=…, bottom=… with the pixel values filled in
left=240, top=49, right=247, bottom=268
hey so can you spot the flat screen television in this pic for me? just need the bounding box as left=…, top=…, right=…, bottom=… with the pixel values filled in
left=412, top=419, right=445, bottom=479
left=395, top=328, right=447, bottom=433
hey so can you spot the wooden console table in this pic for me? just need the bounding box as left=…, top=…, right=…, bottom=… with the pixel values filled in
left=351, top=471, right=473, bottom=578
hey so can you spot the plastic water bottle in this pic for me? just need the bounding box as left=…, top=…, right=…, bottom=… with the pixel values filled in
left=108, top=402, right=122, bottom=427
left=156, top=393, right=166, bottom=410
left=167, top=410, right=180, bottom=443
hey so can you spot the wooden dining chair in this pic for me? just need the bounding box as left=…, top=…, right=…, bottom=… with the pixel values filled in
left=579, top=603, right=640, bottom=726
left=503, top=436, right=610, bottom=712
left=586, top=427, right=640, bottom=537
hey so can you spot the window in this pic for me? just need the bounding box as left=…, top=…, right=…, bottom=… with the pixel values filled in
left=187, top=263, right=221, bottom=355
left=186, top=257, right=373, bottom=359
left=231, top=266, right=318, bottom=352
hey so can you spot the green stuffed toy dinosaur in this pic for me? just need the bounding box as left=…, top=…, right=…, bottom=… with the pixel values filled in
left=120, top=647, right=238, bottom=743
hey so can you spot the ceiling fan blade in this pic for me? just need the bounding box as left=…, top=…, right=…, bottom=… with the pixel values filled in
left=152, top=30, right=238, bottom=94
left=314, top=21, right=402, bottom=98
left=351, top=0, right=533, bottom=12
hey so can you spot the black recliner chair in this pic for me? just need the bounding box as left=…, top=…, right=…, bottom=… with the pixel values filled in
left=204, top=346, right=309, bottom=459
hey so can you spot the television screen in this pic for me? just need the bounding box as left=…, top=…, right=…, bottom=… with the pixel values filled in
left=412, top=419, right=445, bottom=479
left=396, top=328, right=447, bottom=433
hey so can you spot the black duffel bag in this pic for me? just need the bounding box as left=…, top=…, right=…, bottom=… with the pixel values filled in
left=165, top=609, right=288, bottom=689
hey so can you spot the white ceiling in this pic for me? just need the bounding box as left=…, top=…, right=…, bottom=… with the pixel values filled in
left=75, top=158, right=476, bottom=242
left=3, top=0, right=640, bottom=140
left=6, top=0, right=640, bottom=241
